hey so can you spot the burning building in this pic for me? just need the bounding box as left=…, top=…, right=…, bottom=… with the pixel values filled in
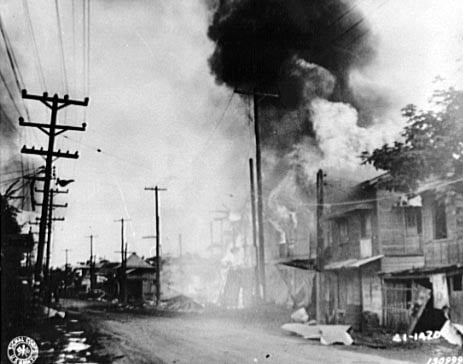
left=206, top=0, right=399, bottom=308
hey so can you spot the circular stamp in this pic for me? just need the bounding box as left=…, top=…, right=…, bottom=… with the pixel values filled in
left=7, top=336, right=39, bottom=364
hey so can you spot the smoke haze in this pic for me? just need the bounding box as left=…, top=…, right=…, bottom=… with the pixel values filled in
left=0, top=0, right=462, bottom=266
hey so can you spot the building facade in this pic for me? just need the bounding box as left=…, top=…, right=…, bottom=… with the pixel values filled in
left=323, top=175, right=463, bottom=331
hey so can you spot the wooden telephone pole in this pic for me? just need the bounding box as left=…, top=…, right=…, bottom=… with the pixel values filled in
left=34, top=181, right=68, bottom=303
left=144, top=186, right=167, bottom=305
left=35, top=186, right=68, bottom=280
left=63, top=248, right=71, bottom=295
left=86, top=234, right=98, bottom=291
left=114, top=218, right=130, bottom=304
left=19, top=90, right=88, bottom=282
left=235, top=89, right=278, bottom=299
left=316, top=169, right=325, bottom=323
left=249, top=158, right=259, bottom=296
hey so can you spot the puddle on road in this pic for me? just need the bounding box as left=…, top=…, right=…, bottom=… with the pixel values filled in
left=37, top=315, right=103, bottom=364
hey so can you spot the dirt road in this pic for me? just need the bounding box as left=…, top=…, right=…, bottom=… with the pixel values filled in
left=87, top=310, right=419, bottom=364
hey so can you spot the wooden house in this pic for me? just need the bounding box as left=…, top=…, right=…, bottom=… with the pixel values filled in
left=323, top=174, right=463, bottom=331
left=122, top=253, right=157, bottom=302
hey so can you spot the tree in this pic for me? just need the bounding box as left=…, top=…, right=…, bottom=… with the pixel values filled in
left=361, top=88, right=463, bottom=191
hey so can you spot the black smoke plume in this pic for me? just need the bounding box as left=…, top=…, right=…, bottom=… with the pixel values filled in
left=207, top=0, right=375, bottom=107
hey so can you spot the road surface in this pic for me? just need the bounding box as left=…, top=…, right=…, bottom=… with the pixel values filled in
left=86, top=309, right=418, bottom=364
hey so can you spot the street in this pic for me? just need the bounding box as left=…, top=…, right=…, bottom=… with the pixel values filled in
left=75, top=304, right=421, bottom=364
left=2, top=2, right=463, bottom=364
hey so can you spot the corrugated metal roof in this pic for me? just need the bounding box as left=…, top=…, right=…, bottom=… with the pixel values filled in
left=324, top=255, right=383, bottom=270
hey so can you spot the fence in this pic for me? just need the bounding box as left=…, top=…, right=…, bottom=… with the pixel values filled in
left=382, top=283, right=419, bottom=331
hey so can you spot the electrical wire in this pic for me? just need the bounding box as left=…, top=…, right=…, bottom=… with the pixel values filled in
left=188, top=92, right=236, bottom=168
left=331, top=0, right=389, bottom=46
left=0, top=106, right=17, bottom=132
left=86, top=0, right=90, bottom=97
left=0, top=69, right=21, bottom=120
left=82, top=0, right=88, bottom=97
left=22, top=0, right=46, bottom=91
left=61, top=134, right=158, bottom=174
left=54, top=0, right=69, bottom=94
left=0, top=13, right=30, bottom=122
left=72, top=0, right=77, bottom=92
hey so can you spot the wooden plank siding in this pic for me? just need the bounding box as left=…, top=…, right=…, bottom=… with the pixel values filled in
left=376, top=190, right=423, bottom=256
left=421, top=192, right=463, bottom=267
left=361, top=261, right=382, bottom=323
left=381, top=256, right=425, bottom=273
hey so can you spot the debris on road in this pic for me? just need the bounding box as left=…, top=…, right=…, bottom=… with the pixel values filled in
left=281, top=323, right=321, bottom=339
left=42, top=305, right=66, bottom=319
left=281, top=323, right=353, bottom=345
left=317, top=325, right=353, bottom=345
left=290, top=307, right=309, bottom=323
left=440, top=320, right=463, bottom=346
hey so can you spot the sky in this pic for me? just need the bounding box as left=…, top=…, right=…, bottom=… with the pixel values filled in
left=0, top=0, right=462, bottom=267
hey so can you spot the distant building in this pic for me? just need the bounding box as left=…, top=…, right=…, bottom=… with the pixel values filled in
left=119, top=253, right=157, bottom=302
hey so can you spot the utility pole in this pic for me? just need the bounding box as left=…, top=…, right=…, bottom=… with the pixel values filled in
left=34, top=181, right=68, bottom=304
left=249, top=158, right=260, bottom=296
left=316, top=169, right=325, bottom=323
left=63, top=249, right=71, bottom=267
left=235, top=89, right=278, bottom=300
left=144, top=186, right=167, bottom=305
left=63, top=248, right=71, bottom=296
left=19, top=90, right=88, bottom=283
left=35, top=187, right=68, bottom=279
left=316, top=169, right=325, bottom=270
left=86, top=234, right=98, bottom=291
left=114, top=218, right=131, bottom=304
left=45, top=191, right=53, bottom=291
left=178, top=234, right=182, bottom=258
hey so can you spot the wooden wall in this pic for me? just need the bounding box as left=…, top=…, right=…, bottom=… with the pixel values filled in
left=449, top=273, right=463, bottom=323
left=422, top=192, right=463, bottom=266
left=376, top=190, right=422, bottom=256
left=361, top=261, right=382, bottom=324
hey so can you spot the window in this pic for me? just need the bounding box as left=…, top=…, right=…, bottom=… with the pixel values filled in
left=337, top=219, right=349, bottom=243
left=453, top=274, right=462, bottom=291
left=360, top=213, right=372, bottom=238
left=433, top=201, right=447, bottom=239
left=404, top=207, right=422, bottom=236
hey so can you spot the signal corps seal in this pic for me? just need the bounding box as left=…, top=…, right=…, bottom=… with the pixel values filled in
left=7, top=336, right=39, bottom=364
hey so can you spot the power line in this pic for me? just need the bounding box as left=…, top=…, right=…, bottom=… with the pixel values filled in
left=0, top=69, right=22, bottom=118
left=0, top=13, right=30, bottom=122
left=22, top=0, right=46, bottom=91
left=331, top=0, right=389, bottom=46
left=0, top=107, right=17, bottom=132
left=86, top=0, right=91, bottom=96
left=71, top=0, right=77, bottom=92
left=54, top=0, right=69, bottom=94
left=82, top=0, right=88, bottom=97
left=188, top=92, right=235, bottom=168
